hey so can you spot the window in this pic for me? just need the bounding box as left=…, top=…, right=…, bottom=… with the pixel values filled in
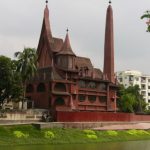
left=141, top=85, right=146, bottom=90
left=148, top=86, right=150, bottom=89
left=98, top=83, right=106, bottom=91
left=88, top=95, right=96, bottom=103
left=26, top=84, right=34, bottom=93
left=148, top=100, right=150, bottom=103
left=54, top=97, right=65, bottom=106
left=78, top=95, right=86, bottom=102
left=99, top=96, right=107, bottom=103
left=78, top=80, right=86, bottom=88
left=54, top=83, right=66, bottom=92
left=148, top=79, right=150, bottom=82
left=148, top=93, right=150, bottom=96
left=129, top=75, right=133, bottom=81
left=136, top=77, right=139, bottom=81
left=87, top=82, right=96, bottom=89
left=57, top=56, right=68, bottom=68
left=119, top=78, right=123, bottom=82
left=68, top=56, right=73, bottom=69
left=37, top=83, right=46, bottom=92
left=141, top=77, right=146, bottom=83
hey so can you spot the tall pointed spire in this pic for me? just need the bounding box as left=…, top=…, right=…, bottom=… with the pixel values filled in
left=37, top=1, right=53, bottom=62
left=57, top=29, right=76, bottom=56
left=103, top=1, right=115, bottom=83
left=44, top=0, right=53, bottom=40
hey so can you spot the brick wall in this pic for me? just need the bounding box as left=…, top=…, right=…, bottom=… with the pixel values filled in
left=56, top=111, right=150, bottom=122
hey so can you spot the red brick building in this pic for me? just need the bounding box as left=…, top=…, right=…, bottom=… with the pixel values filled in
left=26, top=2, right=118, bottom=118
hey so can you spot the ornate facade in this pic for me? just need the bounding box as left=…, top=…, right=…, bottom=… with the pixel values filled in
left=26, top=2, right=118, bottom=119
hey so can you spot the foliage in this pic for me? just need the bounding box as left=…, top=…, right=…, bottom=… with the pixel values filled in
left=83, top=129, right=97, bottom=139
left=141, top=10, right=150, bottom=32
left=0, top=48, right=37, bottom=109
left=0, top=56, right=23, bottom=106
left=126, top=130, right=149, bottom=136
left=117, top=85, right=147, bottom=113
left=14, top=48, right=37, bottom=108
left=107, top=130, right=118, bottom=136
left=44, top=131, right=55, bottom=139
left=83, top=130, right=96, bottom=135
left=1, top=125, right=150, bottom=146
left=86, top=134, right=98, bottom=139
left=13, top=131, right=29, bottom=138
left=14, top=48, right=37, bottom=84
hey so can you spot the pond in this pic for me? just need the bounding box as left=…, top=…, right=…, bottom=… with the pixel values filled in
left=1, top=140, right=150, bottom=150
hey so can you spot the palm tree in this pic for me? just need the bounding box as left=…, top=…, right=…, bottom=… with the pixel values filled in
left=15, top=48, right=37, bottom=108
left=141, top=10, right=150, bottom=32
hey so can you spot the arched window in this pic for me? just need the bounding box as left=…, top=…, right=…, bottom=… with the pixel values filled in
left=98, top=83, right=107, bottom=91
left=87, top=82, right=96, bottom=89
left=88, top=95, right=96, bottom=103
left=78, top=95, right=86, bottom=102
left=37, top=83, right=46, bottom=92
left=78, top=80, right=86, bottom=88
left=54, top=83, right=66, bottom=92
left=26, top=84, right=34, bottom=93
left=99, top=96, right=107, bottom=103
left=54, top=97, right=65, bottom=106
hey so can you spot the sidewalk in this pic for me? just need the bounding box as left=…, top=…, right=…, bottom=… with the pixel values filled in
left=93, top=123, right=150, bottom=130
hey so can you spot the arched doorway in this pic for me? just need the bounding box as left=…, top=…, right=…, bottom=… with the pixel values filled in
left=54, top=97, right=65, bottom=106
left=37, top=83, right=46, bottom=92
left=26, top=84, right=34, bottom=93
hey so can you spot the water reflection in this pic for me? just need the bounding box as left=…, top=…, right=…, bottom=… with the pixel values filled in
left=1, top=140, right=150, bottom=150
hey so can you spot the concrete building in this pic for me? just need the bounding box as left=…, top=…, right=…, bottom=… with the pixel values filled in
left=116, top=70, right=150, bottom=108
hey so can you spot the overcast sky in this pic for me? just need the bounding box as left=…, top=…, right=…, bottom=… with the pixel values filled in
left=0, top=0, right=150, bottom=74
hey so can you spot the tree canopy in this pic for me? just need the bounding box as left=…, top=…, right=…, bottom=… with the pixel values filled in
left=15, top=48, right=37, bottom=84
left=141, top=10, right=150, bottom=32
left=0, top=56, right=23, bottom=106
left=117, top=85, right=147, bottom=113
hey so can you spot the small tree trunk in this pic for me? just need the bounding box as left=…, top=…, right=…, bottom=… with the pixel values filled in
left=22, top=82, right=26, bottom=110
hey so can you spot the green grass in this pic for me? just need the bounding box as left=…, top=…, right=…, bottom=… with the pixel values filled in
left=0, top=125, right=150, bottom=146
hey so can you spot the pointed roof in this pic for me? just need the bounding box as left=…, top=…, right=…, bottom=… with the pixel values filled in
left=44, top=4, right=53, bottom=40
left=37, top=4, right=63, bottom=60
left=37, top=4, right=53, bottom=56
left=57, top=32, right=76, bottom=56
left=103, top=3, right=115, bottom=83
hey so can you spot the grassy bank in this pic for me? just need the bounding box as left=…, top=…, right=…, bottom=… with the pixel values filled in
left=0, top=125, right=150, bottom=146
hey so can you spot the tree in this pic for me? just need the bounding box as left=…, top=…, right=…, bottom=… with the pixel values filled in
left=0, top=56, right=23, bottom=107
left=117, top=85, right=147, bottom=113
left=141, top=10, right=150, bottom=32
left=14, top=48, right=37, bottom=104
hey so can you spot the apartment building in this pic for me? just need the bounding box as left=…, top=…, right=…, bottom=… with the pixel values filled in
left=116, top=70, right=150, bottom=107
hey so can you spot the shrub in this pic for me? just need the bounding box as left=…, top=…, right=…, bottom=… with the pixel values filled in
left=83, top=129, right=98, bottom=139
left=107, top=130, right=118, bottom=136
left=83, top=130, right=96, bottom=135
left=44, top=131, right=55, bottom=139
left=87, top=134, right=98, bottom=139
left=127, top=130, right=149, bottom=135
left=126, top=130, right=138, bottom=135
left=13, top=131, right=29, bottom=138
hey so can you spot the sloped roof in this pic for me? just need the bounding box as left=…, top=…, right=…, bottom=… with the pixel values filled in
left=37, top=5, right=63, bottom=56
left=93, top=68, right=103, bottom=79
left=50, top=37, right=63, bottom=52
left=75, top=56, right=93, bottom=69
left=28, top=67, right=63, bottom=82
